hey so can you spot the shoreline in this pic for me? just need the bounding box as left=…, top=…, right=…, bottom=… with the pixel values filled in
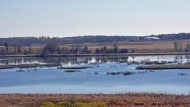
left=0, top=93, right=190, bottom=107
left=0, top=63, right=61, bottom=69
left=0, top=52, right=190, bottom=57
left=136, top=64, right=190, bottom=70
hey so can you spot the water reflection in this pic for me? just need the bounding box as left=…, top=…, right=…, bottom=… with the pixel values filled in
left=1, top=55, right=190, bottom=94
left=128, top=55, right=190, bottom=63
left=0, top=55, right=189, bottom=65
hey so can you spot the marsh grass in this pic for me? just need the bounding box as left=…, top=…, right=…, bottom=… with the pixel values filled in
left=0, top=93, right=190, bottom=107
left=40, top=101, right=107, bottom=107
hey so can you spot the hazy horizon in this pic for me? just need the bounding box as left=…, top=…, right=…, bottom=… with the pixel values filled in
left=0, top=0, right=190, bottom=37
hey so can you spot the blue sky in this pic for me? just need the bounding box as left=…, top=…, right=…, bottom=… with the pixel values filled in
left=0, top=0, right=190, bottom=37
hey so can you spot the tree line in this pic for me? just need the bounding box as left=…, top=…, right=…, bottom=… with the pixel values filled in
left=174, top=41, right=190, bottom=52
left=1, top=33, right=190, bottom=46
left=0, top=42, right=130, bottom=56
left=1, top=41, right=190, bottom=56
left=40, top=43, right=129, bottom=57
left=0, top=36, right=139, bottom=46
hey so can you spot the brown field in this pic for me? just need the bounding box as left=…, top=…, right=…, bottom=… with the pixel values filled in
left=1, top=40, right=190, bottom=54
left=0, top=93, right=190, bottom=107
left=82, top=40, right=190, bottom=53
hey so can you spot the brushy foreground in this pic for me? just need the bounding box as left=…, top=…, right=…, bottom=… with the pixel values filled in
left=0, top=93, right=190, bottom=107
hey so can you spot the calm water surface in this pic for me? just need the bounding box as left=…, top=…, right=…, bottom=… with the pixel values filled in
left=0, top=55, right=190, bottom=94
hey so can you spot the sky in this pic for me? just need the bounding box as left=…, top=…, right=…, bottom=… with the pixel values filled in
left=0, top=0, right=190, bottom=37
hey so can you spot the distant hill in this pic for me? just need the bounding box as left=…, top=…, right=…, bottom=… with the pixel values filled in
left=0, top=33, right=190, bottom=46
left=152, top=33, right=190, bottom=40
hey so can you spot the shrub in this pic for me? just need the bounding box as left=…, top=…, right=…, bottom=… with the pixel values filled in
left=56, top=101, right=72, bottom=107
left=109, top=98, right=117, bottom=104
left=90, top=102, right=108, bottom=107
left=73, top=102, right=90, bottom=107
left=41, top=101, right=55, bottom=107
left=73, top=102, right=108, bottom=107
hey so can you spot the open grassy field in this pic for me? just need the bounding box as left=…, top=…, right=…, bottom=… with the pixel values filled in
left=1, top=40, right=190, bottom=55
left=83, top=40, right=190, bottom=53
left=0, top=93, right=190, bottom=107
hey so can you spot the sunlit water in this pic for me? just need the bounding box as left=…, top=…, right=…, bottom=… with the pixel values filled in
left=0, top=55, right=190, bottom=94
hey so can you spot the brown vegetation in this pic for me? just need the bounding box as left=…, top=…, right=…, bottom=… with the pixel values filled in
left=0, top=93, right=190, bottom=107
left=136, top=64, right=190, bottom=70
left=87, top=40, right=190, bottom=53
left=1, top=40, right=190, bottom=56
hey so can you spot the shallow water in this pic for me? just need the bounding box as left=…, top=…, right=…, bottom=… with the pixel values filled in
left=0, top=55, right=190, bottom=94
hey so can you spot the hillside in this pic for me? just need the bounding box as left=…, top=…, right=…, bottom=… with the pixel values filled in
left=0, top=33, right=190, bottom=46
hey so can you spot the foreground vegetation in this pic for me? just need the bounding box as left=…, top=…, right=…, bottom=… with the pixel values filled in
left=41, top=101, right=107, bottom=107
left=0, top=93, right=190, bottom=107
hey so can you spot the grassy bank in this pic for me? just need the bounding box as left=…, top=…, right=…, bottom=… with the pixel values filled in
left=136, top=64, right=190, bottom=70
left=0, top=63, right=61, bottom=69
left=0, top=93, right=190, bottom=107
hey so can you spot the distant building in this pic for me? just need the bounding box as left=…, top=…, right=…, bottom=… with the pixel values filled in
left=144, top=37, right=160, bottom=40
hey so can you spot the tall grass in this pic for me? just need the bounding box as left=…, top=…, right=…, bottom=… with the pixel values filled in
left=40, top=101, right=107, bottom=107
left=0, top=93, right=190, bottom=107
